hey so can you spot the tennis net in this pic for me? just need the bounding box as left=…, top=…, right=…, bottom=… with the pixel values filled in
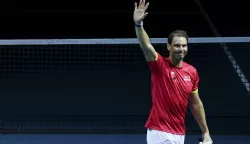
left=0, top=37, right=249, bottom=134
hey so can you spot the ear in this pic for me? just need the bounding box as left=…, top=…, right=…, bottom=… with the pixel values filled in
left=167, top=43, right=171, bottom=51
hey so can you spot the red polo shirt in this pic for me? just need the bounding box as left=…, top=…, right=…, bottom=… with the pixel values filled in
left=145, top=53, right=199, bottom=135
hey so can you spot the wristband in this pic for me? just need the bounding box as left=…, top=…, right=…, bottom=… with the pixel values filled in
left=135, top=21, right=143, bottom=27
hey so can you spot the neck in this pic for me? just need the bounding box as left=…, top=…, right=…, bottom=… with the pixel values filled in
left=169, top=55, right=183, bottom=67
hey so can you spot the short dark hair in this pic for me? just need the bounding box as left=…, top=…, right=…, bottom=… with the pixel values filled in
left=168, top=30, right=188, bottom=45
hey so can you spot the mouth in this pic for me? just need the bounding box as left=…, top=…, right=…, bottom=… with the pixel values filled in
left=174, top=53, right=185, bottom=59
left=175, top=53, right=184, bottom=56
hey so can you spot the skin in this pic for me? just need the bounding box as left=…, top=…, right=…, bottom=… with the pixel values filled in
left=167, top=36, right=188, bottom=67
left=133, top=0, right=213, bottom=143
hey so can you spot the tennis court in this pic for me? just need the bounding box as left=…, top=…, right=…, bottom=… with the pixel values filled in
left=0, top=134, right=249, bottom=144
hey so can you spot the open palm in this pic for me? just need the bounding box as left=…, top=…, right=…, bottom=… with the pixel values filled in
left=133, top=0, right=149, bottom=24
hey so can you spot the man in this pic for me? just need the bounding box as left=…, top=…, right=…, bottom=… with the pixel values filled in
left=133, top=0, right=213, bottom=144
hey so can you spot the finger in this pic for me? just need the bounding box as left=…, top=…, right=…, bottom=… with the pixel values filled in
left=202, top=139, right=212, bottom=144
left=202, top=142, right=212, bottom=144
left=143, top=2, right=149, bottom=11
left=139, top=0, right=142, bottom=7
left=134, top=2, right=137, bottom=10
left=142, top=12, right=148, bottom=20
left=139, top=0, right=144, bottom=8
left=142, top=0, right=145, bottom=7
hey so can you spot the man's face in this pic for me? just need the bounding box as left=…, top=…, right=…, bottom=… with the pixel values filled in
left=168, top=36, right=188, bottom=61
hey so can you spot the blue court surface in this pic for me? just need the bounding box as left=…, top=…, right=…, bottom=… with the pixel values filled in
left=0, top=134, right=249, bottom=144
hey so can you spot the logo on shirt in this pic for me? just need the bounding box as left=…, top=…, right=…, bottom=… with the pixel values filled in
left=183, top=75, right=191, bottom=81
left=171, top=71, right=177, bottom=80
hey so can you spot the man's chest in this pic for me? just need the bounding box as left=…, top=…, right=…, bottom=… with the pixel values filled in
left=164, top=68, right=194, bottom=95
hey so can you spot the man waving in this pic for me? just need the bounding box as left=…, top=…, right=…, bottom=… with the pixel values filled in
left=133, top=0, right=213, bottom=144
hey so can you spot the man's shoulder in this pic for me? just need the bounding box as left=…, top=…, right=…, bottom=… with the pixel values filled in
left=183, top=62, right=197, bottom=73
left=156, top=53, right=170, bottom=65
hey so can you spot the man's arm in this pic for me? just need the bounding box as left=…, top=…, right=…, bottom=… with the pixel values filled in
left=189, top=92, right=209, bottom=134
left=135, top=26, right=157, bottom=62
left=134, top=0, right=157, bottom=62
left=189, top=92, right=213, bottom=143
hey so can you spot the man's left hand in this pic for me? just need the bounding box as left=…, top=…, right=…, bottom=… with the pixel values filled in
left=200, top=132, right=213, bottom=144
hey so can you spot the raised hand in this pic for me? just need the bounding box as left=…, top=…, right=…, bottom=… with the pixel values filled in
left=133, top=0, right=149, bottom=24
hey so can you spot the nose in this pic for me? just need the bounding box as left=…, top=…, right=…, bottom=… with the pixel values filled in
left=179, top=46, right=184, bottom=51
left=180, top=45, right=187, bottom=51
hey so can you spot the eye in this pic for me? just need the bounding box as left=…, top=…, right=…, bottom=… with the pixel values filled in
left=174, top=44, right=181, bottom=47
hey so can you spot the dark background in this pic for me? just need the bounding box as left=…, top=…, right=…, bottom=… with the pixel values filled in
left=0, top=0, right=249, bottom=38
left=0, top=0, right=249, bottom=135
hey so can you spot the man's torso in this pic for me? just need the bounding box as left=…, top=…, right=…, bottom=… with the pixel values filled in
left=145, top=53, right=199, bottom=135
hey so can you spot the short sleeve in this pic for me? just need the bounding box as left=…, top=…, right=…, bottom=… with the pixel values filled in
left=192, top=69, right=200, bottom=93
left=147, top=53, right=165, bottom=73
